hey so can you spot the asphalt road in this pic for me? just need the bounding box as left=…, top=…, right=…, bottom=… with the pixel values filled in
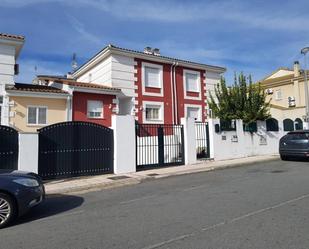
left=3, top=159, right=309, bottom=249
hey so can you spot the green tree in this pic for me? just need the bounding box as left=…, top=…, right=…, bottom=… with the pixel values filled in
left=208, top=73, right=270, bottom=124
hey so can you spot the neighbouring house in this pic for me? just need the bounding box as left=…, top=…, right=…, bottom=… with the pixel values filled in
left=0, top=33, right=70, bottom=132
left=41, top=45, right=226, bottom=125
left=36, top=76, right=121, bottom=127
left=259, top=61, right=308, bottom=129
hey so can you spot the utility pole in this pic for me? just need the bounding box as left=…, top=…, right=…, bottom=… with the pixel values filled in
left=301, top=47, right=309, bottom=129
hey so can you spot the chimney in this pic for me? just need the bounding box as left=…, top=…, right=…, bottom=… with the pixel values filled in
left=153, top=48, right=160, bottom=56
left=144, top=47, right=152, bottom=55
left=294, top=61, right=300, bottom=77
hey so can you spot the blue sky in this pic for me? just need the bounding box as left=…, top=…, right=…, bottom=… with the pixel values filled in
left=1, top=0, right=309, bottom=84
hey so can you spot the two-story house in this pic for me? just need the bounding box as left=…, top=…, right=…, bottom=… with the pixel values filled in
left=259, top=61, right=308, bottom=128
left=39, top=45, right=226, bottom=125
left=0, top=33, right=70, bottom=132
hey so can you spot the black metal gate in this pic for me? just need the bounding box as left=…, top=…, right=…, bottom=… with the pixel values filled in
left=136, top=124, right=184, bottom=170
left=0, top=126, right=18, bottom=170
left=195, top=122, right=210, bottom=159
left=38, top=121, right=113, bottom=180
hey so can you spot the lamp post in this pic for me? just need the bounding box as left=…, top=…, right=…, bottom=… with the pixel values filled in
left=301, top=47, right=309, bottom=129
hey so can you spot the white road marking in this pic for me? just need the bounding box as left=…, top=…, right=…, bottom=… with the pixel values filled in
left=141, top=193, right=309, bottom=249
left=120, top=195, right=157, bottom=205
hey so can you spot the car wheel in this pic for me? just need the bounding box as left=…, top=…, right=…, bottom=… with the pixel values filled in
left=0, top=193, right=16, bottom=229
left=280, top=155, right=289, bottom=161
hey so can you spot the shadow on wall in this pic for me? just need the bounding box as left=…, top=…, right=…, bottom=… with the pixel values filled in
left=13, top=194, right=84, bottom=227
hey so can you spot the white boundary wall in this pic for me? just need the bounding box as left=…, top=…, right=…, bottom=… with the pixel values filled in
left=208, top=119, right=286, bottom=161
left=18, top=133, right=39, bottom=173
left=112, top=115, right=136, bottom=174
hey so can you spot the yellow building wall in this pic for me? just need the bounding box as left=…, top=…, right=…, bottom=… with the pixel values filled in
left=9, top=96, right=67, bottom=132
left=265, top=80, right=306, bottom=121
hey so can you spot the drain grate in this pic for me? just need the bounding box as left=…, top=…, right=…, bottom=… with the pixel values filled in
left=147, top=173, right=160, bottom=176
left=271, top=170, right=286, bottom=173
left=108, top=175, right=131, bottom=180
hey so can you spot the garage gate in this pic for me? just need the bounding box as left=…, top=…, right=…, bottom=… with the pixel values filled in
left=0, top=125, right=18, bottom=170
left=38, top=121, right=113, bottom=180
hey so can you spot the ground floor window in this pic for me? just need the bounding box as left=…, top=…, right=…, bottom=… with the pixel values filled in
left=27, top=106, right=47, bottom=125
left=87, top=100, right=103, bottom=118
left=143, top=101, right=164, bottom=123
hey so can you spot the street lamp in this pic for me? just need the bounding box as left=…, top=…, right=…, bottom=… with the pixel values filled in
left=301, top=47, right=309, bottom=128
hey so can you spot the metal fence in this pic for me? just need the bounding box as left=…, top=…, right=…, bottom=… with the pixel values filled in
left=136, top=124, right=184, bottom=170
left=0, top=125, right=18, bottom=170
left=195, top=122, right=210, bottom=159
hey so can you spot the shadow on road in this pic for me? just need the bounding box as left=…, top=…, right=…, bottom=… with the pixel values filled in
left=14, top=194, right=84, bottom=226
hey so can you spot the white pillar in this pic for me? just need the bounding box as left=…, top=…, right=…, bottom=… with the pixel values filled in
left=112, top=115, right=136, bottom=174
left=208, top=118, right=216, bottom=159
left=181, top=117, right=196, bottom=165
left=18, top=133, right=39, bottom=173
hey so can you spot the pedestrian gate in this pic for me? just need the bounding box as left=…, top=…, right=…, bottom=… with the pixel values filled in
left=38, top=121, right=113, bottom=180
left=136, top=124, right=184, bottom=170
left=195, top=122, right=210, bottom=159
left=0, top=126, right=18, bottom=170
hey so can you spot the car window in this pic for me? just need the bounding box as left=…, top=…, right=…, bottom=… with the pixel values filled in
left=288, top=133, right=309, bottom=140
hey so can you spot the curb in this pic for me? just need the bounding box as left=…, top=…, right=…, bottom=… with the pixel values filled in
left=45, top=156, right=279, bottom=195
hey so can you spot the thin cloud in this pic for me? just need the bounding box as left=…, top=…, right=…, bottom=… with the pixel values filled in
left=67, top=15, right=102, bottom=45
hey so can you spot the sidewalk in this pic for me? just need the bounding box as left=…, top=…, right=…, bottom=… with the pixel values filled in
left=45, top=155, right=279, bottom=195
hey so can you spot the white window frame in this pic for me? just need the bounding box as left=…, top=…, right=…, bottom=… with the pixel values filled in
left=142, top=62, right=164, bottom=97
left=275, top=89, right=282, bottom=100
left=183, top=69, right=201, bottom=100
left=87, top=100, right=104, bottom=119
left=143, top=101, right=164, bottom=124
left=185, top=104, right=202, bottom=122
left=27, top=105, right=48, bottom=126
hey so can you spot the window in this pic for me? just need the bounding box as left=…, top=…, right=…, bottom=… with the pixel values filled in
left=266, top=118, right=279, bottom=131
left=27, top=106, right=47, bottom=125
left=144, top=66, right=160, bottom=88
left=87, top=100, right=103, bottom=118
left=145, top=105, right=161, bottom=121
left=186, top=106, right=201, bottom=121
left=185, top=72, right=199, bottom=92
left=275, top=89, right=282, bottom=100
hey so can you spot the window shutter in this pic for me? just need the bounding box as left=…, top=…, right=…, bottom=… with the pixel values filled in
left=87, top=101, right=103, bottom=118
left=28, top=107, right=37, bottom=124
left=38, top=107, right=47, bottom=124
left=186, top=73, right=198, bottom=92
left=145, top=67, right=160, bottom=87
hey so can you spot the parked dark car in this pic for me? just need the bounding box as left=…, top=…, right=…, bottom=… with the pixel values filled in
left=0, top=170, right=45, bottom=228
left=279, top=130, right=309, bottom=160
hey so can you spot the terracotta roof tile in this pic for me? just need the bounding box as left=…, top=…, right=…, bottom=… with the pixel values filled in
left=6, top=83, right=68, bottom=94
left=0, top=33, right=25, bottom=40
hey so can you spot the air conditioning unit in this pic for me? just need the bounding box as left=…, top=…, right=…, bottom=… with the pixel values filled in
left=266, top=89, right=273, bottom=95
left=288, top=96, right=296, bottom=107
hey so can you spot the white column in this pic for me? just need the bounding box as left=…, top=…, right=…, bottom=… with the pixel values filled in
left=112, top=115, right=136, bottom=174
left=181, top=117, right=197, bottom=165
left=18, top=133, right=39, bottom=173
left=207, top=118, right=216, bottom=159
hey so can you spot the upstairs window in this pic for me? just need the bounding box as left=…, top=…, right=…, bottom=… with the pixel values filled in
left=145, top=66, right=160, bottom=88
left=275, top=89, right=282, bottom=100
left=87, top=100, right=103, bottom=119
left=185, top=72, right=199, bottom=92
left=27, top=106, right=47, bottom=125
left=142, top=62, right=163, bottom=88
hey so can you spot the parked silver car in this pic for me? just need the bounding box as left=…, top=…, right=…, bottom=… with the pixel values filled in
left=279, top=131, right=309, bottom=160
